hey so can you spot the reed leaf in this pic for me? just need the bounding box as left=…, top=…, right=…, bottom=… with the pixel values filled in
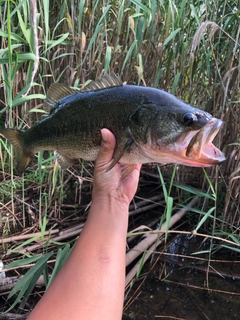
left=6, top=252, right=52, bottom=311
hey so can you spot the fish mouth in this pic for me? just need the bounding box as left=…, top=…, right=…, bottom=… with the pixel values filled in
left=184, top=118, right=225, bottom=166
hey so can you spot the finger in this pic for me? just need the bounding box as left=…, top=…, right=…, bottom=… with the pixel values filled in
left=95, top=129, right=116, bottom=167
left=135, top=164, right=142, bottom=172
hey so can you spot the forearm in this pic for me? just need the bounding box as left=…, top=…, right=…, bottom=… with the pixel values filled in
left=28, top=198, right=129, bottom=320
left=28, top=129, right=140, bottom=320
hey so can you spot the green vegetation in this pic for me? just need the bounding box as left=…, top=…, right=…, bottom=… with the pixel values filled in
left=0, top=0, right=239, bottom=314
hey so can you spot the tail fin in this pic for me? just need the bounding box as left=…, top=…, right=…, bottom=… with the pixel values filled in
left=0, top=128, right=33, bottom=173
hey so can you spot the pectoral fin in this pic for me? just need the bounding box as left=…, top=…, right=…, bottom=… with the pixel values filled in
left=54, top=151, right=74, bottom=169
left=106, top=139, right=134, bottom=172
left=120, top=164, right=136, bottom=180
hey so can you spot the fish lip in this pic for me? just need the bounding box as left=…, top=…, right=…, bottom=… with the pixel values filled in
left=186, top=118, right=225, bottom=164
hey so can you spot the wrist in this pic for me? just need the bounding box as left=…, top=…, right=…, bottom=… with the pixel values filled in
left=92, top=192, right=131, bottom=212
left=88, top=194, right=130, bottom=235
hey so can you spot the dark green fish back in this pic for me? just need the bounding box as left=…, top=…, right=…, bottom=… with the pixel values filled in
left=43, top=73, right=122, bottom=114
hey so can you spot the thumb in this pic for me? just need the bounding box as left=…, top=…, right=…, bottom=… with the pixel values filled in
left=95, top=129, right=116, bottom=167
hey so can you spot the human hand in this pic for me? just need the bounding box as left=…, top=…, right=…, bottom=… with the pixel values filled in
left=92, top=129, right=141, bottom=208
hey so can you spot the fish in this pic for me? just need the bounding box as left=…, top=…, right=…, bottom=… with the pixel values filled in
left=0, top=73, right=225, bottom=177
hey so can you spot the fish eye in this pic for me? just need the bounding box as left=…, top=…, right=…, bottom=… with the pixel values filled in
left=183, top=113, right=197, bottom=126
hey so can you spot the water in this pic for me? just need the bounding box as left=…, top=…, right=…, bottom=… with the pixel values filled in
left=123, top=235, right=240, bottom=320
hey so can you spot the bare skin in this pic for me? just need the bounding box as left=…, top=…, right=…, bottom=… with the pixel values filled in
left=27, top=129, right=141, bottom=320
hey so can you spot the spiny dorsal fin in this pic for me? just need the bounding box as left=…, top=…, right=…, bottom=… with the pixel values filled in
left=44, top=83, right=77, bottom=113
left=80, top=73, right=122, bottom=92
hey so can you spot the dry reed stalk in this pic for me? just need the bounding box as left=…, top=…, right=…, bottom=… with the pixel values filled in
left=0, top=312, right=27, bottom=319
left=163, top=279, right=240, bottom=296
left=129, top=194, right=163, bottom=211
left=0, top=229, right=59, bottom=244
left=0, top=274, right=45, bottom=295
left=125, top=198, right=198, bottom=285
left=129, top=201, right=164, bottom=216
left=127, top=218, right=160, bottom=244
left=15, top=227, right=83, bottom=254
left=125, top=237, right=163, bottom=287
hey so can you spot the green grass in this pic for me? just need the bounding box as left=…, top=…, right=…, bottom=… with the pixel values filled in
left=0, top=0, right=239, bottom=314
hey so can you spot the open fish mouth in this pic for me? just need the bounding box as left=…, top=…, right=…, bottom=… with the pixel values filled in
left=185, top=118, right=225, bottom=165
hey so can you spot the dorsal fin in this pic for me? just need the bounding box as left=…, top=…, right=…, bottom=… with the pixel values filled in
left=80, top=73, right=122, bottom=92
left=43, top=83, right=77, bottom=113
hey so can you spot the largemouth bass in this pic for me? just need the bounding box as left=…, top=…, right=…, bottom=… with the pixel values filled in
left=0, top=73, right=225, bottom=176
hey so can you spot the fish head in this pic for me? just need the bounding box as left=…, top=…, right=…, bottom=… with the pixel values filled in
left=141, top=104, right=225, bottom=167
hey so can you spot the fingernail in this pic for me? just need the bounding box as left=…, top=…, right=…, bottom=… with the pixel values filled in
left=101, top=129, right=109, bottom=143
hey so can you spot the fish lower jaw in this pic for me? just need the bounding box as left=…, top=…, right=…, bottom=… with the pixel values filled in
left=181, top=150, right=226, bottom=167
left=145, top=149, right=225, bottom=167
left=195, top=143, right=226, bottom=164
left=195, top=153, right=226, bottom=166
